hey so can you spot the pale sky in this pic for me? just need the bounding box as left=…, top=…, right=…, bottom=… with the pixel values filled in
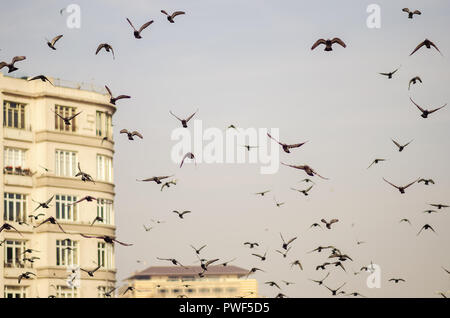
left=2, top=0, right=450, bottom=297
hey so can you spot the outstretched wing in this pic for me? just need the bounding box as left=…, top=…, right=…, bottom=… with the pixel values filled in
left=185, top=109, right=198, bottom=123
left=428, top=104, right=447, bottom=114
left=410, top=41, right=426, bottom=56
left=120, top=129, right=129, bottom=134
left=287, top=141, right=308, bottom=149
left=51, top=35, right=63, bottom=46
left=68, top=111, right=82, bottom=121
left=383, top=178, right=399, bottom=189
left=105, top=85, right=113, bottom=97
left=331, top=38, right=346, bottom=48
left=52, top=109, right=65, bottom=121
left=96, top=44, right=106, bottom=55
left=126, top=18, right=136, bottom=31
left=169, top=110, right=183, bottom=122
left=131, top=131, right=144, bottom=139
left=161, top=10, right=169, bottom=16
left=113, top=238, right=133, bottom=246
left=402, top=8, right=411, bottom=13
left=286, top=237, right=297, bottom=245
left=391, top=139, right=402, bottom=148
left=45, top=195, right=55, bottom=205
left=12, top=56, right=26, bottom=64
left=267, top=133, right=282, bottom=145
left=311, top=39, right=326, bottom=50
left=171, top=11, right=186, bottom=19
left=429, top=41, right=443, bottom=55
left=139, top=20, right=154, bottom=33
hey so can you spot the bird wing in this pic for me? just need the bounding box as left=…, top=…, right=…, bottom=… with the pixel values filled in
left=429, top=41, right=442, bottom=55
left=131, top=131, right=144, bottom=139
left=51, top=35, right=63, bottom=46
left=205, top=259, right=219, bottom=267
left=54, top=220, right=67, bottom=233
left=185, top=109, right=198, bottom=122
left=391, top=139, right=401, bottom=148
left=169, top=110, right=183, bottom=122
left=383, top=178, right=399, bottom=189
left=115, top=95, right=131, bottom=101
left=0, top=62, right=7, bottom=70
left=330, top=219, right=339, bottom=225
left=287, top=141, right=307, bottom=149
left=331, top=38, right=346, bottom=48
left=12, top=56, right=26, bottom=64
left=113, top=238, right=133, bottom=246
left=52, top=109, right=66, bottom=120
left=139, top=20, right=154, bottom=33
left=413, top=10, right=421, bottom=15
left=312, top=170, right=329, bottom=180
left=68, top=111, right=82, bottom=121
left=96, top=44, right=106, bottom=55
left=45, top=195, right=55, bottom=205
left=180, top=211, right=191, bottom=216
left=161, top=10, right=169, bottom=16
left=403, top=179, right=419, bottom=189
left=409, top=98, right=425, bottom=113
left=267, top=133, right=282, bottom=146
left=171, top=11, right=186, bottom=18
left=126, top=18, right=136, bottom=31
left=410, top=41, right=426, bottom=56
left=80, top=233, right=100, bottom=239
left=311, top=39, right=326, bottom=50
left=402, top=8, right=410, bottom=13
left=428, top=104, right=447, bottom=114
left=104, top=85, right=112, bottom=97
left=120, top=129, right=129, bottom=134
left=286, top=237, right=297, bottom=245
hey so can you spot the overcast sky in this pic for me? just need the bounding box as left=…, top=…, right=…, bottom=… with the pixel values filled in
left=2, top=0, right=450, bottom=297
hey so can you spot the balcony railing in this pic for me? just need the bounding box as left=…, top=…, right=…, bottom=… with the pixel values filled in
left=3, top=166, right=33, bottom=176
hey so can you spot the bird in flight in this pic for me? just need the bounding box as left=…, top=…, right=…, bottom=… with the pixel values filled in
left=244, top=242, right=259, bottom=249
left=402, top=8, right=421, bottom=19
left=311, top=38, right=346, bottom=51
left=120, top=129, right=143, bottom=140
left=252, top=251, right=268, bottom=261
left=417, top=224, right=436, bottom=236
left=161, top=179, right=177, bottom=191
left=383, top=178, right=419, bottom=194
left=429, top=204, right=449, bottom=210
left=172, top=210, right=191, bottom=219
left=137, top=175, right=174, bottom=184
left=242, top=145, right=258, bottom=151
left=273, top=197, right=285, bottom=208
left=291, top=260, right=303, bottom=270
left=379, top=68, right=400, bottom=79
left=281, top=163, right=329, bottom=180
left=410, top=98, right=447, bottom=119
left=280, top=233, right=297, bottom=250
left=169, top=109, right=198, bottom=128
left=143, top=224, right=153, bottom=232
left=0, top=223, right=24, bottom=236
left=18, top=272, right=36, bottom=284
left=0, top=56, right=26, bottom=73
left=255, top=190, right=270, bottom=197
left=265, top=281, right=281, bottom=289
left=96, top=43, right=115, bottom=59
left=324, top=283, right=346, bottom=296
left=105, top=85, right=130, bottom=105
left=316, top=262, right=331, bottom=271
left=309, top=223, right=322, bottom=229
left=46, top=35, right=63, bottom=50
left=368, top=158, right=387, bottom=169
left=423, top=210, right=438, bottom=214
left=28, top=213, right=45, bottom=221
left=190, top=245, right=207, bottom=255
left=409, top=76, right=422, bottom=90
left=309, top=272, right=330, bottom=286
left=442, top=267, right=450, bottom=275
left=218, top=258, right=237, bottom=266
left=80, top=234, right=133, bottom=246
left=70, top=196, right=97, bottom=206
left=321, top=219, right=339, bottom=229
left=90, top=216, right=104, bottom=226
left=81, top=264, right=101, bottom=277
left=28, top=75, right=54, bottom=86
left=389, top=278, right=406, bottom=284
left=246, top=267, right=264, bottom=278
left=32, top=195, right=54, bottom=212
left=392, top=139, right=413, bottom=152
left=75, top=163, right=95, bottom=184
left=34, top=217, right=67, bottom=233
left=291, top=186, right=313, bottom=196
left=199, top=258, right=219, bottom=271
left=399, top=218, right=411, bottom=225
left=418, top=178, right=435, bottom=186
left=410, top=39, right=442, bottom=56
left=161, top=10, right=185, bottom=23
left=180, top=152, right=196, bottom=168
left=267, top=133, right=307, bottom=154
left=126, top=18, right=154, bottom=39
left=157, top=257, right=186, bottom=267
left=52, top=109, right=82, bottom=126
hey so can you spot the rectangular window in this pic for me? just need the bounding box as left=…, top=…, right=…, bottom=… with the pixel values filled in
left=3, top=193, right=27, bottom=222
left=4, top=240, right=26, bottom=268
left=3, top=147, right=26, bottom=168
left=3, top=101, right=26, bottom=129
left=56, top=239, right=78, bottom=266
left=4, top=286, right=27, bottom=298
left=54, top=105, right=77, bottom=132
left=55, top=195, right=77, bottom=221
left=55, top=150, right=77, bottom=177
left=56, top=286, right=78, bottom=298
left=96, top=111, right=112, bottom=138
left=97, top=242, right=113, bottom=269
left=96, top=199, right=113, bottom=225
left=96, top=155, right=113, bottom=182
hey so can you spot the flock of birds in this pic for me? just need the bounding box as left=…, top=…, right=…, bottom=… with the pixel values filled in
left=0, top=5, right=449, bottom=298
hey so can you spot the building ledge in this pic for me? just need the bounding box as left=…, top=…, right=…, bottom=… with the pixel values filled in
left=35, top=175, right=115, bottom=195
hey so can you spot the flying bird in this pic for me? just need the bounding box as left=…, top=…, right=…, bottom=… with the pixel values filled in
left=0, top=56, right=26, bottom=73
left=137, top=175, right=173, bottom=184
left=368, top=159, right=387, bottom=169
left=417, top=224, right=436, bottom=236
left=280, top=233, right=297, bottom=250
left=276, top=247, right=291, bottom=258
left=156, top=257, right=186, bottom=267
left=95, top=43, right=115, bottom=59
left=190, top=245, right=207, bottom=255
left=291, top=260, right=303, bottom=270
left=242, top=145, right=258, bottom=151
left=126, top=18, right=154, bottom=39
left=309, top=272, right=330, bottom=286
left=324, top=283, right=346, bottom=296
left=70, top=196, right=97, bottom=206
left=429, top=204, right=449, bottom=210
left=309, top=223, right=322, bottom=229
left=0, top=223, right=24, bottom=236
left=423, top=210, right=438, bottom=214
left=311, top=38, right=346, bottom=51
left=410, top=39, right=442, bottom=56
left=246, top=267, right=264, bottom=278
left=273, top=197, right=285, bottom=208
left=267, top=133, right=307, bottom=153
left=316, top=262, right=331, bottom=271
left=379, top=68, right=400, bottom=79
left=321, top=219, right=339, bottom=229
left=75, top=163, right=95, bottom=183
left=18, top=272, right=36, bottom=284
left=389, top=278, right=406, bottom=283
left=244, top=242, right=259, bottom=249
left=265, top=281, right=281, bottom=289
left=172, top=210, right=191, bottom=219
left=28, top=75, right=54, bottom=86
left=409, top=76, right=422, bottom=90
left=105, top=85, right=130, bottom=105
left=52, top=109, right=82, bottom=126
left=120, top=129, right=143, bottom=140
left=161, top=179, right=177, bottom=191
left=80, top=234, right=133, bottom=246
left=180, top=152, right=196, bottom=168
left=28, top=213, right=45, bottom=221
left=32, top=195, right=54, bottom=212
left=34, top=217, right=67, bottom=233
left=161, top=10, right=185, bottom=23
left=418, top=178, right=435, bottom=186
left=169, top=109, right=198, bottom=128
left=383, top=178, right=418, bottom=194
left=402, top=8, right=421, bottom=19
left=46, top=35, right=63, bottom=50
left=90, top=216, right=104, bottom=226
left=410, top=98, right=447, bottom=119
left=399, top=218, right=411, bottom=225
left=218, top=258, right=237, bottom=266
left=252, top=252, right=268, bottom=261
left=392, top=139, right=413, bottom=152
left=290, top=186, right=313, bottom=196
left=81, top=264, right=101, bottom=277
left=143, top=224, right=153, bottom=232
left=281, top=163, right=329, bottom=180
left=200, top=258, right=219, bottom=271
left=255, top=190, right=270, bottom=197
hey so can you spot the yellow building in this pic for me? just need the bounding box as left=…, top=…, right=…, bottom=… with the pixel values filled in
left=0, top=73, right=117, bottom=298
left=121, top=265, right=258, bottom=298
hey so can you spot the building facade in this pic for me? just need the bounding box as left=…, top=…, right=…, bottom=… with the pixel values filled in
left=121, top=265, right=258, bottom=298
left=0, top=73, right=117, bottom=298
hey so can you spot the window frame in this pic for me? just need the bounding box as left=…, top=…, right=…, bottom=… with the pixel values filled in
left=3, top=100, right=26, bottom=129
left=55, top=149, right=78, bottom=177
left=3, top=192, right=27, bottom=223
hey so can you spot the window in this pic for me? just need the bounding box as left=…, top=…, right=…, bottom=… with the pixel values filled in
left=213, top=288, right=223, bottom=293
left=96, top=111, right=112, bottom=138
left=96, top=155, right=113, bottom=182
left=4, top=286, right=27, bottom=298
left=54, top=105, right=77, bottom=132
left=4, top=147, right=26, bottom=168
left=96, top=199, right=113, bottom=225
left=55, top=195, right=77, bottom=222
left=56, top=239, right=78, bottom=266
left=55, top=150, right=77, bottom=177
left=56, top=286, right=78, bottom=298
left=3, top=101, right=26, bottom=129
left=4, top=240, right=26, bottom=268
left=97, top=242, right=114, bottom=269
left=3, top=193, right=27, bottom=222
left=199, top=288, right=210, bottom=294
